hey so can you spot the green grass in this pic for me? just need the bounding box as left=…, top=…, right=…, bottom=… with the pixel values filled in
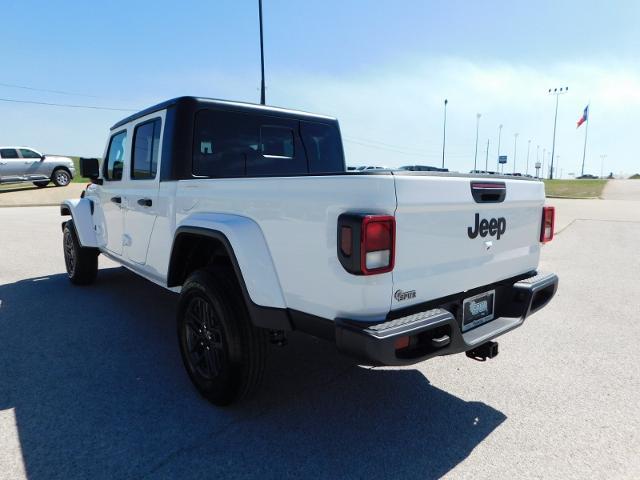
left=543, top=179, right=607, bottom=198
left=70, top=156, right=91, bottom=183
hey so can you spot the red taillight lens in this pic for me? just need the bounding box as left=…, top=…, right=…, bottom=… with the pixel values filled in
left=361, top=216, right=395, bottom=274
left=540, top=206, right=555, bottom=243
left=337, top=214, right=395, bottom=275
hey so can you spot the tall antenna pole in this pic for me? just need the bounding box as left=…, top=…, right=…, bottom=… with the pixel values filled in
left=496, top=124, right=503, bottom=171
left=513, top=133, right=519, bottom=174
left=580, top=104, right=590, bottom=176
left=441, top=99, right=448, bottom=169
left=548, top=86, right=568, bottom=179
left=485, top=139, right=490, bottom=172
left=474, top=113, right=481, bottom=171
left=259, top=0, right=266, bottom=105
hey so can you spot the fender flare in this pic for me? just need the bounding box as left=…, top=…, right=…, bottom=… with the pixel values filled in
left=60, top=198, right=98, bottom=248
left=169, top=213, right=291, bottom=331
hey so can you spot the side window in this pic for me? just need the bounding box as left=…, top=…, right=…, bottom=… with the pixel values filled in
left=193, top=109, right=258, bottom=177
left=132, top=118, right=161, bottom=180
left=301, top=122, right=345, bottom=173
left=260, top=126, right=294, bottom=158
left=192, top=109, right=308, bottom=177
left=19, top=149, right=42, bottom=159
left=246, top=120, right=306, bottom=176
left=0, top=148, right=18, bottom=159
left=104, top=131, right=127, bottom=181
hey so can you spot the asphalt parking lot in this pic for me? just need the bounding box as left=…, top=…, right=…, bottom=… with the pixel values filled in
left=1, top=182, right=639, bottom=479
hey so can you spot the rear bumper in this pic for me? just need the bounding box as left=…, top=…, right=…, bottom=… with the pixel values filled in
left=335, top=271, right=558, bottom=366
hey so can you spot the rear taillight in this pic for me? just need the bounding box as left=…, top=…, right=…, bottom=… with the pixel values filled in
left=338, top=214, right=395, bottom=275
left=540, top=206, right=555, bottom=243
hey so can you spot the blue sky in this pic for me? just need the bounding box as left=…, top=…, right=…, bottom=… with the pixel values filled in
left=1, top=0, right=638, bottom=175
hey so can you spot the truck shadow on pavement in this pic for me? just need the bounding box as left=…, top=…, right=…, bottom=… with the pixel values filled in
left=0, top=267, right=506, bottom=480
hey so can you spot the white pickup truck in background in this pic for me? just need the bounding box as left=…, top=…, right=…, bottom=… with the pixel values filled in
left=60, top=97, right=558, bottom=405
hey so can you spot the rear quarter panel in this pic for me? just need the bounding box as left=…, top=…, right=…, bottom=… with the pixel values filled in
left=174, top=175, right=397, bottom=321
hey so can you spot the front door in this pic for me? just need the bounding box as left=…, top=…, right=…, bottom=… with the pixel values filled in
left=18, top=148, right=48, bottom=180
left=98, top=130, right=128, bottom=256
left=123, top=117, right=162, bottom=264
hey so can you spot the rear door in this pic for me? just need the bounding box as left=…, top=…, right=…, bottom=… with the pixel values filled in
left=0, top=148, right=24, bottom=180
left=123, top=115, right=163, bottom=264
left=391, top=174, right=545, bottom=310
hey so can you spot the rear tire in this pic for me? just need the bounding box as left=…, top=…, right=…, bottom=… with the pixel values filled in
left=33, top=181, right=49, bottom=188
left=52, top=168, right=71, bottom=187
left=63, top=220, right=98, bottom=285
left=177, top=267, right=267, bottom=406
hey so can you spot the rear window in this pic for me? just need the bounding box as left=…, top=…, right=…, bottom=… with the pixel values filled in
left=301, top=121, right=345, bottom=173
left=193, top=109, right=257, bottom=177
left=0, top=148, right=18, bottom=159
left=193, top=109, right=309, bottom=177
left=192, top=109, right=343, bottom=177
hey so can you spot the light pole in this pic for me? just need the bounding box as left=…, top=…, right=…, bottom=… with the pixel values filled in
left=485, top=139, right=490, bottom=172
left=474, top=113, right=481, bottom=171
left=442, top=99, right=448, bottom=169
left=525, top=139, right=531, bottom=175
left=548, top=86, right=568, bottom=179
left=513, top=133, right=519, bottom=174
left=258, top=0, right=266, bottom=105
left=496, top=124, right=503, bottom=171
left=600, top=154, right=607, bottom=178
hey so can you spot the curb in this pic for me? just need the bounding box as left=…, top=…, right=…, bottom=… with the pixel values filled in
left=546, top=195, right=601, bottom=200
left=0, top=203, right=61, bottom=208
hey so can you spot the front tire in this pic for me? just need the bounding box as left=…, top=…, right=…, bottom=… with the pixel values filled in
left=63, top=220, right=98, bottom=285
left=52, top=168, right=71, bottom=187
left=177, top=268, right=267, bottom=406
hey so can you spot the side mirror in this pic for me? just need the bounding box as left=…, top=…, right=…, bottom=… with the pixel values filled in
left=80, top=157, right=101, bottom=183
left=40, top=154, right=46, bottom=161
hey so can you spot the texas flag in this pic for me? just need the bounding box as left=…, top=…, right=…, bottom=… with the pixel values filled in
left=577, top=105, right=589, bottom=128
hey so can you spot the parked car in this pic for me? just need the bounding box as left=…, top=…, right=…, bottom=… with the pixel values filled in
left=0, top=147, right=75, bottom=187
left=400, top=165, right=449, bottom=172
left=60, top=96, right=558, bottom=405
left=354, top=165, right=390, bottom=170
left=577, top=174, right=599, bottom=179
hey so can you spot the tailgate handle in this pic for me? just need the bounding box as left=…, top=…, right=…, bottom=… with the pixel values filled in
left=470, top=181, right=506, bottom=203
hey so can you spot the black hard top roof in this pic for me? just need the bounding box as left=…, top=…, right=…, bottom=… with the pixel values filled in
left=111, top=96, right=337, bottom=130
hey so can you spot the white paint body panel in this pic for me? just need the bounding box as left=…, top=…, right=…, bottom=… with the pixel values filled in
left=61, top=198, right=99, bottom=248
left=68, top=107, right=547, bottom=324
left=176, top=213, right=287, bottom=309
left=168, top=176, right=397, bottom=320
left=391, top=176, right=544, bottom=310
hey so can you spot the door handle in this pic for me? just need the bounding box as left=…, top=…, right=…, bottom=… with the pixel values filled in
left=111, top=196, right=122, bottom=204
left=137, top=198, right=152, bottom=207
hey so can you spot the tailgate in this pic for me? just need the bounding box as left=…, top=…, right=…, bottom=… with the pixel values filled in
left=391, top=174, right=545, bottom=309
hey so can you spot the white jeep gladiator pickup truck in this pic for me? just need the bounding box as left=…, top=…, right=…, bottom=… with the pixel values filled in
left=60, top=97, right=558, bottom=405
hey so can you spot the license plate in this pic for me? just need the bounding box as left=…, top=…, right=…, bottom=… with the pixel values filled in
left=462, top=290, right=495, bottom=332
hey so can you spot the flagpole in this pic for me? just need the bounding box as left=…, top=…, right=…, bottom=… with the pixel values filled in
left=580, top=104, right=590, bottom=176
